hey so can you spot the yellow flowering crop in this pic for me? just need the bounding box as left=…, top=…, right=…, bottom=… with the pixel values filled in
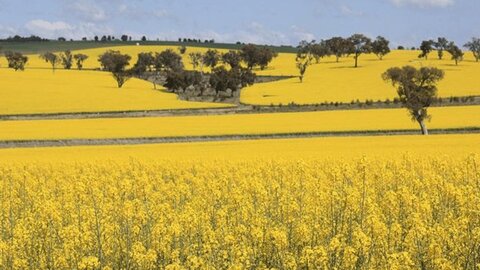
left=0, top=105, right=478, bottom=141
left=3, top=46, right=479, bottom=111
left=0, top=68, right=229, bottom=115
left=0, top=153, right=478, bottom=269
left=243, top=50, right=480, bottom=104
left=0, top=134, right=478, bottom=162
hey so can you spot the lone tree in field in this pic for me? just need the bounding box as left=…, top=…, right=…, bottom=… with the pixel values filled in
left=4, top=51, right=28, bottom=71
left=222, top=50, right=242, bottom=69
left=60, top=50, right=73, bottom=69
left=189, top=52, right=203, bottom=71
left=464, top=38, right=480, bottom=62
left=348, top=34, right=372, bottom=68
left=326, top=37, right=351, bottom=62
left=73, top=54, right=89, bottom=70
left=98, top=50, right=132, bottom=88
left=371, top=36, right=391, bottom=60
left=202, top=49, right=220, bottom=69
left=40, top=52, right=61, bottom=72
left=382, top=66, right=444, bottom=135
left=418, top=40, right=434, bottom=59
left=446, top=42, right=464, bottom=66
left=296, top=41, right=314, bottom=83
left=434, top=37, right=449, bottom=60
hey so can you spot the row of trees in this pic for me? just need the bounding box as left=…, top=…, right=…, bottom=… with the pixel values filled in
left=295, top=35, right=480, bottom=83
left=39, top=51, right=89, bottom=71
left=295, top=34, right=390, bottom=82
left=417, top=37, right=479, bottom=65
left=3, top=50, right=89, bottom=72
left=96, top=46, right=268, bottom=93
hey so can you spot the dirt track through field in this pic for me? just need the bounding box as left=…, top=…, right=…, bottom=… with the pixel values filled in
left=1, top=128, right=478, bottom=149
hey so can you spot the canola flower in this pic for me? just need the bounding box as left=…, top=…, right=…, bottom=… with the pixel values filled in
left=0, top=156, right=478, bottom=269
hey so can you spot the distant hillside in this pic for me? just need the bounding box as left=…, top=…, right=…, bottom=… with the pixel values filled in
left=0, top=40, right=297, bottom=54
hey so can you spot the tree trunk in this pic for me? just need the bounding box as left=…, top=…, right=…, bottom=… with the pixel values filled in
left=354, top=55, right=358, bottom=68
left=418, top=119, right=428, bottom=135
left=336, top=55, right=340, bottom=62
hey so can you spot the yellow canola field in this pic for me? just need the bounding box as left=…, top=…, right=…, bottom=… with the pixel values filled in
left=1, top=105, right=479, bottom=141
left=0, top=143, right=478, bottom=268
left=244, top=50, right=480, bottom=104
left=3, top=46, right=479, bottom=109
left=0, top=68, right=229, bottom=115
left=0, top=134, right=478, bottom=162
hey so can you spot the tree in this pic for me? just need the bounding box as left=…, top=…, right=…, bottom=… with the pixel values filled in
left=209, top=67, right=255, bottom=96
left=309, top=40, right=331, bottom=63
left=464, top=38, right=480, bottom=62
left=73, top=54, right=89, bottom=70
left=189, top=52, right=203, bottom=71
left=326, top=37, right=351, bottom=62
left=222, top=50, right=242, bottom=69
left=296, top=42, right=314, bottom=83
left=133, top=52, right=154, bottom=74
left=202, top=49, right=220, bottom=69
left=60, top=50, right=73, bottom=69
left=40, top=52, right=61, bottom=71
left=4, top=51, right=28, bottom=71
left=121, top=35, right=129, bottom=42
left=446, top=42, right=464, bottom=66
left=154, top=49, right=183, bottom=71
left=434, top=37, right=449, bottom=60
left=141, top=36, right=147, bottom=42
left=98, top=50, right=132, bottom=88
left=178, top=46, right=187, bottom=54
left=257, top=47, right=278, bottom=70
left=94, top=36, right=99, bottom=42
left=382, top=66, right=444, bottom=135
left=347, top=34, right=372, bottom=68
left=164, top=70, right=203, bottom=92
left=240, top=44, right=277, bottom=70
left=371, top=36, right=391, bottom=60
left=240, top=44, right=259, bottom=70
left=418, top=40, right=434, bottom=59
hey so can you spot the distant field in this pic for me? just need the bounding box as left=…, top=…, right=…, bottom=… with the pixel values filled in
left=2, top=46, right=478, bottom=108
left=2, top=44, right=479, bottom=116
left=0, top=134, right=478, bottom=162
left=0, top=105, right=478, bottom=141
left=0, top=68, right=229, bottom=115
left=243, top=50, right=480, bottom=104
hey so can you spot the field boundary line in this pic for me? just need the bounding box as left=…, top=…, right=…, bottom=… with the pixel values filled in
left=0, top=127, right=478, bottom=149
left=2, top=102, right=480, bottom=121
